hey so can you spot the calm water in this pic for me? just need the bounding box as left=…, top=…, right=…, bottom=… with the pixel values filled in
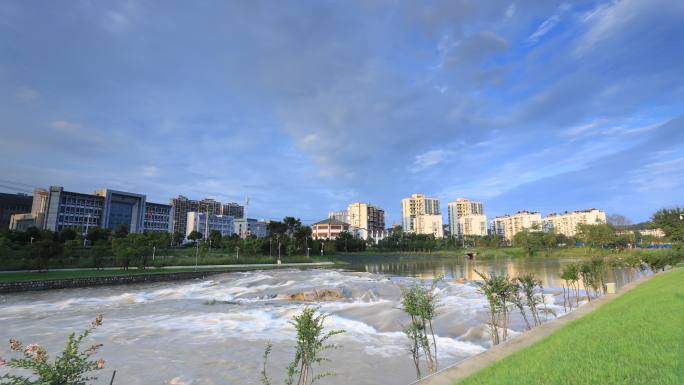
left=0, top=256, right=640, bottom=385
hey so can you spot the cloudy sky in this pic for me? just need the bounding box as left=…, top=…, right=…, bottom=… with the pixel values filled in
left=1, top=0, right=683, bottom=225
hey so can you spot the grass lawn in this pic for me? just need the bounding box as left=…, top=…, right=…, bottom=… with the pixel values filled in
left=457, top=268, right=684, bottom=385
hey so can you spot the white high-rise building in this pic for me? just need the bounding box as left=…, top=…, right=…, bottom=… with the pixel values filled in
left=401, top=193, right=443, bottom=238
left=491, top=211, right=542, bottom=242
left=346, top=202, right=386, bottom=241
left=186, top=212, right=234, bottom=239
left=543, top=209, right=606, bottom=237
left=447, top=198, right=487, bottom=238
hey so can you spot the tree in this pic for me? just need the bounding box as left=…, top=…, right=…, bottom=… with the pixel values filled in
left=261, top=307, right=344, bottom=385
left=29, top=239, right=63, bottom=270
left=113, top=224, right=129, bottom=238
left=89, top=241, right=110, bottom=270
left=209, top=230, right=223, bottom=248
left=542, top=232, right=557, bottom=256
left=513, top=229, right=543, bottom=257
left=283, top=217, right=302, bottom=237
left=652, top=207, right=684, bottom=243
left=576, top=224, right=615, bottom=251
left=187, top=230, right=203, bottom=243
left=607, top=213, right=632, bottom=228
left=86, top=227, right=110, bottom=243
left=58, top=228, right=78, bottom=243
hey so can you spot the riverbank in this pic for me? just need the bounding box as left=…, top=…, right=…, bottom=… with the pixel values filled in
left=416, top=267, right=683, bottom=385
left=0, top=261, right=336, bottom=286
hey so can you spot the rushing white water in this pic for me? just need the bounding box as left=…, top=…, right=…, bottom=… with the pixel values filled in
left=0, top=268, right=569, bottom=385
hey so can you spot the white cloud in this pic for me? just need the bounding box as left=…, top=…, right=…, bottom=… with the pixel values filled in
left=16, top=86, right=39, bottom=101
left=505, top=3, right=516, bottom=19
left=528, top=3, right=571, bottom=44
left=628, top=155, right=684, bottom=193
left=410, top=149, right=452, bottom=172
left=51, top=120, right=81, bottom=132
left=560, top=118, right=664, bottom=139
left=142, top=165, right=159, bottom=177
left=575, top=0, right=638, bottom=56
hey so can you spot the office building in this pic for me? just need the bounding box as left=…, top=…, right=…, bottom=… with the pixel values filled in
left=38, top=186, right=105, bottom=232
left=33, top=186, right=171, bottom=234
left=447, top=198, right=487, bottom=238
left=95, top=189, right=146, bottom=233
left=0, top=192, right=33, bottom=230
left=311, top=218, right=351, bottom=240
left=186, top=212, right=235, bottom=238
left=234, top=218, right=269, bottom=238
left=543, top=208, right=606, bottom=237
left=170, top=195, right=244, bottom=235
left=491, top=211, right=542, bottom=242
left=401, top=193, right=443, bottom=237
left=346, top=202, right=386, bottom=241
left=144, top=202, right=173, bottom=233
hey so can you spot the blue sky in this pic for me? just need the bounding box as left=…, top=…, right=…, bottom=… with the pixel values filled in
left=1, top=0, right=683, bottom=225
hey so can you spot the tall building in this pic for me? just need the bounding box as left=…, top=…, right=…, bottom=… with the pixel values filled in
left=347, top=202, right=386, bottom=241
left=9, top=213, right=35, bottom=231
left=0, top=192, right=33, bottom=230
left=491, top=211, right=542, bottom=242
left=170, top=195, right=244, bottom=235
left=543, top=209, right=606, bottom=237
left=311, top=218, right=350, bottom=240
left=447, top=198, right=487, bottom=238
left=186, top=212, right=235, bottom=238
left=33, top=186, right=171, bottom=234
left=401, top=193, right=443, bottom=237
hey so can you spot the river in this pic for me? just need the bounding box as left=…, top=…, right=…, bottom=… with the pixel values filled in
left=0, top=256, right=639, bottom=385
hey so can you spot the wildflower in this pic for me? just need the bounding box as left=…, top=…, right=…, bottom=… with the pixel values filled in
left=25, top=344, right=40, bottom=354
left=92, top=314, right=103, bottom=327
left=97, top=359, right=105, bottom=369
left=9, top=338, right=22, bottom=352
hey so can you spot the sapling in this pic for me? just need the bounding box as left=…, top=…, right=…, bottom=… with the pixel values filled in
left=261, top=307, right=344, bottom=385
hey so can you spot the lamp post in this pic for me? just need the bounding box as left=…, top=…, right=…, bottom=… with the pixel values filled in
left=194, top=240, right=199, bottom=271
left=236, top=246, right=239, bottom=261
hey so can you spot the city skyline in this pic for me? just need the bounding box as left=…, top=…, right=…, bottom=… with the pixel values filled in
left=1, top=1, right=683, bottom=225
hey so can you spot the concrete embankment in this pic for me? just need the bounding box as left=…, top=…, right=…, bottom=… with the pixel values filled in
left=0, top=271, right=219, bottom=293
left=413, top=271, right=662, bottom=385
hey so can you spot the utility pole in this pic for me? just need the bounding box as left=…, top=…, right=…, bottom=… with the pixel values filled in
left=194, top=240, right=199, bottom=271
left=236, top=246, right=239, bottom=261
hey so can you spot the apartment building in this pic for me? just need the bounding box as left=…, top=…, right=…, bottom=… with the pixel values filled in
left=347, top=202, right=386, bottom=241
left=170, top=195, right=244, bottom=235
left=328, top=211, right=348, bottom=223
left=186, top=212, right=235, bottom=238
left=9, top=213, right=35, bottom=231
left=447, top=198, right=487, bottom=238
left=491, top=210, right=542, bottom=242
left=401, top=193, right=443, bottom=237
left=311, top=218, right=350, bottom=240
left=543, top=208, right=606, bottom=237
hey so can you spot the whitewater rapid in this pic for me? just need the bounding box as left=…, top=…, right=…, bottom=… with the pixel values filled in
left=0, top=268, right=566, bottom=385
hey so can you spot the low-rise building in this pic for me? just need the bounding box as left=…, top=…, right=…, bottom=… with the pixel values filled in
left=234, top=218, right=269, bottom=238
left=9, top=213, right=35, bottom=231
left=491, top=211, right=542, bottom=242
left=186, top=212, right=235, bottom=238
left=543, top=209, right=606, bottom=237
left=0, top=192, right=34, bottom=230
left=311, top=218, right=350, bottom=240
left=144, top=202, right=173, bottom=233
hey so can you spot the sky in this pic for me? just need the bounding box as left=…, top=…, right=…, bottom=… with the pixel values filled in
left=1, top=0, right=683, bottom=225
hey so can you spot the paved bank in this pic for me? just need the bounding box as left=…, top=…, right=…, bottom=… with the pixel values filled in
left=413, top=271, right=665, bottom=385
left=0, top=262, right=336, bottom=293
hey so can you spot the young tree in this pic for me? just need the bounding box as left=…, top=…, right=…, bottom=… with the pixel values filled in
left=187, top=230, right=203, bottom=243
left=261, top=307, right=344, bottom=385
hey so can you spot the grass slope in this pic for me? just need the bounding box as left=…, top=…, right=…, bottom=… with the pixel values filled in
left=458, top=268, right=684, bottom=385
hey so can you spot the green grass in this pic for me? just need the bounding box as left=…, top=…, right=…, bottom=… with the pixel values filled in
left=457, top=268, right=684, bottom=385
